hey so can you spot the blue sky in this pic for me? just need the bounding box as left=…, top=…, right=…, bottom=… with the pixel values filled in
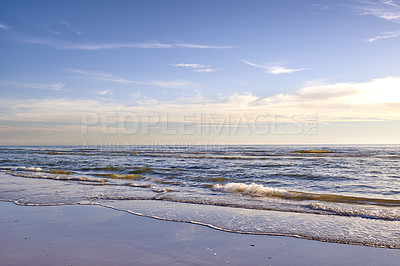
left=1, top=0, right=400, bottom=145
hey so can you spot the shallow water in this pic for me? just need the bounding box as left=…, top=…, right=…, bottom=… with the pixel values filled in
left=0, top=145, right=399, bottom=248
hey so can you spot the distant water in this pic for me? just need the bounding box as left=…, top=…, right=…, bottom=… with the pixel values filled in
left=1, top=145, right=399, bottom=248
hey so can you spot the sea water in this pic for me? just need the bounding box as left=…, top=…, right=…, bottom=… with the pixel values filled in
left=0, top=145, right=399, bottom=248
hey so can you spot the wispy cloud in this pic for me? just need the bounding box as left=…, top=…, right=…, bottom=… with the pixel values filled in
left=347, top=1, right=400, bottom=42
left=242, top=60, right=306, bottom=75
left=58, top=18, right=82, bottom=35
left=70, top=69, right=193, bottom=88
left=96, top=89, right=113, bottom=95
left=367, top=30, right=400, bottom=42
left=382, top=0, right=399, bottom=7
left=22, top=37, right=232, bottom=50
left=352, top=0, right=400, bottom=22
left=147, top=80, right=192, bottom=88
left=170, top=63, right=221, bottom=73
left=70, top=69, right=133, bottom=84
left=310, top=3, right=333, bottom=14
left=174, top=43, right=233, bottom=49
left=0, top=22, right=230, bottom=50
left=0, top=23, right=8, bottom=30
left=194, top=68, right=218, bottom=73
left=171, top=63, right=207, bottom=69
left=40, top=27, right=60, bottom=35
left=0, top=81, right=65, bottom=90
left=58, top=19, right=72, bottom=27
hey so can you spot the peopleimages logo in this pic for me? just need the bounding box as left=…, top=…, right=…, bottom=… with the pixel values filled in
left=81, top=112, right=317, bottom=136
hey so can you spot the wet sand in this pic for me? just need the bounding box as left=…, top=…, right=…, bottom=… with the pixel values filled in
left=0, top=201, right=399, bottom=265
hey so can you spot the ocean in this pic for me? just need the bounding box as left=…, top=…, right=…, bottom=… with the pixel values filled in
left=0, top=145, right=399, bottom=248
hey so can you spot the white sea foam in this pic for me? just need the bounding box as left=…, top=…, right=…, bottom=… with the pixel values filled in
left=6, top=171, right=105, bottom=183
left=213, top=183, right=400, bottom=207
left=27, top=166, right=43, bottom=172
left=308, top=202, right=400, bottom=221
left=0, top=166, right=43, bottom=172
left=213, top=183, right=288, bottom=197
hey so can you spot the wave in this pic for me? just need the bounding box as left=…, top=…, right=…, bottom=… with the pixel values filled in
left=82, top=166, right=126, bottom=171
left=129, top=166, right=153, bottom=174
left=292, top=150, right=333, bottom=154
left=144, top=154, right=261, bottom=160
left=6, top=171, right=107, bottom=183
left=1, top=167, right=77, bottom=177
left=93, top=173, right=144, bottom=180
left=80, top=166, right=153, bottom=174
left=48, top=169, right=73, bottom=175
left=213, top=183, right=287, bottom=197
left=308, top=203, right=400, bottom=221
left=213, top=183, right=400, bottom=207
left=99, top=200, right=400, bottom=249
left=1, top=166, right=73, bottom=175
left=0, top=166, right=44, bottom=172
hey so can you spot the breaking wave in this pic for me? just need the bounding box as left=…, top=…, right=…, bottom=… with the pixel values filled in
left=213, top=183, right=400, bottom=207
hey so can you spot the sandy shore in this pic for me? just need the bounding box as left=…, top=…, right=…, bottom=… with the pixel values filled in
left=0, top=201, right=399, bottom=266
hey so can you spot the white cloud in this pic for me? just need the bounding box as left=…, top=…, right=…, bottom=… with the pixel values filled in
left=49, top=83, right=66, bottom=90
left=70, top=69, right=133, bottom=84
left=383, top=0, right=398, bottom=7
left=267, top=66, right=306, bottom=75
left=170, top=63, right=221, bottom=73
left=174, top=43, right=233, bottom=49
left=44, top=28, right=60, bottom=35
left=96, top=89, right=113, bottom=95
left=58, top=18, right=82, bottom=35
left=170, top=63, right=207, bottom=69
left=367, top=31, right=400, bottom=42
left=193, top=68, right=217, bottom=73
left=147, top=80, right=191, bottom=88
left=24, top=38, right=172, bottom=50
left=0, top=23, right=8, bottom=30
left=70, top=69, right=193, bottom=88
left=242, top=60, right=306, bottom=75
left=23, top=38, right=232, bottom=50
left=353, top=0, right=400, bottom=22
left=2, top=76, right=400, bottom=126
left=1, top=22, right=229, bottom=50
left=58, top=19, right=71, bottom=27
left=0, top=81, right=65, bottom=90
left=256, top=76, right=400, bottom=121
left=310, top=3, right=332, bottom=12
left=64, top=42, right=173, bottom=50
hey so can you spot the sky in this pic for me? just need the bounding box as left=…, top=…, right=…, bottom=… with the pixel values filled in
left=1, top=0, right=400, bottom=145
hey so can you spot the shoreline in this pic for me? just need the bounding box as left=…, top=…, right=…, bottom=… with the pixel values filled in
left=1, top=201, right=399, bottom=265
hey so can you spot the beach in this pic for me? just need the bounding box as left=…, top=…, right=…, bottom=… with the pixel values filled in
left=1, top=201, right=399, bottom=266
